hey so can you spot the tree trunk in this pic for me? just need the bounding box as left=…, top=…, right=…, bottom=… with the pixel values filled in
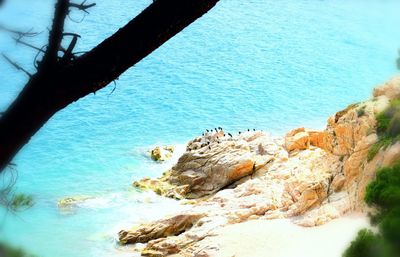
left=0, top=0, right=219, bottom=171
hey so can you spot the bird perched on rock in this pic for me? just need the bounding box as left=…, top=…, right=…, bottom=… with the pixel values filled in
left=208, top=146, right=211, bottom=150
left=253, top=129, right=256, bottom=131
left=206, top=129, right=209, bottom=132
left=251, top=162, right=256, bottom=179
left=228, top=133, right=233, bottom=137
left=247, top=129, right=250, bottom=131
left=239, top=131, right=241, bottom=134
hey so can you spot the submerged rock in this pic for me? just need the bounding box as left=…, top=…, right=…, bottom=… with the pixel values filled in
left=151, top=146, right=174, bottom=161
left=58, top=195, right=94, bottom=208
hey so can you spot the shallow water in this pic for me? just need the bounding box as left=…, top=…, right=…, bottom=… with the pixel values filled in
left=0, top=0, right=400, bottom=256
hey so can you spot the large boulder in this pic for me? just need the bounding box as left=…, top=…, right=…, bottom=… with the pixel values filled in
left=119, top=214, right=204, bottom=245
left=135, top=131, right=282, bottom=199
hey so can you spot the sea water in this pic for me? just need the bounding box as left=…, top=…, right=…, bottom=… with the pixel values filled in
left=0, top=0, right=399, bottom=256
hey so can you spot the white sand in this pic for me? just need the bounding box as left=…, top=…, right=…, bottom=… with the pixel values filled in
left=198, top=214, right=369, bottom=257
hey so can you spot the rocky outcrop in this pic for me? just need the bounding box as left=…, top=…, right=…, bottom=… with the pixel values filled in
left=120, top=77, right=400, bottom=257
left=135, top=130, right=283, bottom=198
left=151, top=146, right=175, bottom=161
left=119, top=214, right=205, bottom=245
left=282, top=76, right=400, bottom=210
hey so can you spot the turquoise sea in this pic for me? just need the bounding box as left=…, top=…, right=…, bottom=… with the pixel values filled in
left=0, top=0, right=400, bottom=256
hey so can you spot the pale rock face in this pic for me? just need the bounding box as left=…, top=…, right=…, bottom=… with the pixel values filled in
left=119, top=77, right=400, bottom=257
left=373, top=76, right=400, bottom=100
left=135, top=131, right=279, bottom=199
left=284, top=128, right=310, bottom=152
left=119, top=214, right=205, bottom=245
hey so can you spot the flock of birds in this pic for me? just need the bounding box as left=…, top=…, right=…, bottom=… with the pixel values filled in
left=187, top=127, right=260, bottom=152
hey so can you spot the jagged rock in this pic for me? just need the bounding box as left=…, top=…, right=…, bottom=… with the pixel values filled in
left=151, top=146, right=174, bottom=161
left=119, top=214, right=205, bottom=245
left=135, top=131, right=279, bottom=199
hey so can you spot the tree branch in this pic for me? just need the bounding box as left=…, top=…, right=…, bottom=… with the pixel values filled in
left=41, top=0, right=70, bottom=68
left=13, top=37, right=46, bottom=53
left=0, top=0, right=219, bottom=171
left=2, top=54, right=32, bottom=77
left=61, top=33, right=79, bottom=63
left=0, top=25, right=40, bottom=39
left=68, top=0, right=219, bottom=95
left=69, top=1, right=96, bottom=14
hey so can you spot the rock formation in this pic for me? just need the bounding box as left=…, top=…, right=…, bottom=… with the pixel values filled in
left=120, top=77, right=400, bottom=257
left=151, top=146, right=175, bottom=161
left=136, top=130, right=281, bottom=198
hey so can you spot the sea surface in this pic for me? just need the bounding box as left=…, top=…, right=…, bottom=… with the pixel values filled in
left=0, top=0, right=400, bottom=256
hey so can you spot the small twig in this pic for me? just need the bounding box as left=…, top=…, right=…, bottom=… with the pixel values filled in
left=72, top=50, right=88, bottom=56
left=33, top=44, right=48, bottom=69
left=0, top=25, right=40, bottom=38
left=13, top=37, right=46, bottom=53
left=61, top=33, right=80, bottom=62
left=69, top=1, right=96, bottom=14
left=2, top=54, right=32, bottom=77
left=67, top=12, right=87, bottom=23
left=63, top=32, right=81, bottom=38
left=108, top=80, right=117, bottom=96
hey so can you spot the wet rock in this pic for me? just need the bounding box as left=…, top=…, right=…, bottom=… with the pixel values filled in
left=58, top=195, right=94, bottom=208
left=151, top=146, right=174, bottom=161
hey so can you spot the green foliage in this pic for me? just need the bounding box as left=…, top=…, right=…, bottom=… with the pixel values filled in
left=0, top=242, right=37, bottom=257
left=342, top=229, right=388, bottom=257
left=376, top=112, right=392, bottom=133
left=357, top=106, right=366, bottom=118
left=10, top=193, right=34, bottom=212
left=368, top=99, right=400, bottom=162
left=365, top=162, right=400, bottom=253
left=397, top=50, right=400, bottom=70
left=387, top=114, right=400, bottom=138
left=343, top=162, right=400, bottom=257
left=366, top=162, right=400, bottom=209
left=367, top=137, right=393, bottom=162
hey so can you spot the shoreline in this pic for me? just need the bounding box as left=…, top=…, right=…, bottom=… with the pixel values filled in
left=117, top=76, right=400, bottom=257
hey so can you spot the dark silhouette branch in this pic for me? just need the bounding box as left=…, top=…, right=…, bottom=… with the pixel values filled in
left=2, top=54, right=32, bottom=77
left=0, top=0, right=219, bottom=171
left=41, top=0, right=70, bottom=68
left=69, top=1, right=96, bottom=14
left=13, top=37, right=46, bottom=53
left=61, top=33, right=80, bottom=62
left=0, top=25, right=40, bottom=39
